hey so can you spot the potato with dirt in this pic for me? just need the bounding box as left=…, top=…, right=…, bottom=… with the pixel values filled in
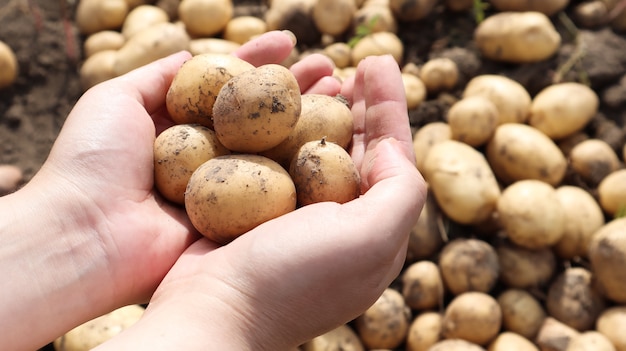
left=0, top=40, right=18, bottom=90
left=223, top=16, right=268, bottom=45
left=441, top=291, right=502, bottom=346
left=497, top=289, right=546, bottom=340
left=355, top=288, right=412, bottom=350
left=406, top=312, right=443, bottom=351
left=401, top=260, right=444, bottom=310
left=536, top=317, right=580, bottom=351
left=438, top=238, right=499, bottom=295
left=588, top=217, right=626, bottom=303
left=301, top=324, right=365, bottom=351
left=496, top=241, right=556, bottom=289
left=419, top=57, right=459, bottom=93
left=406, top=192, right=444, bottom=262
left=351, top=31, right=404, bottom=66
left=569, top=139, right=620, bottom=185
left=462, top=74, right=531, bottom=125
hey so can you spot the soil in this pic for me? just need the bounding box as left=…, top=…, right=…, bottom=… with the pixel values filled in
left=0, top=0, right=625, bottom=350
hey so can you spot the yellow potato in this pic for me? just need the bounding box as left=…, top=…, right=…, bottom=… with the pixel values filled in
left=406, top=311, right=443, bottom=351
left=419, top=58, right=459, bottom=93
left=351, top=31, right=403, bottom=66
left=588, top=217, right=626, bottom=303
left=401, top=261, right=444, bottom=310
left=570, top=139, right=621, bottom=185
left=438, top=238, right=499, bottom=295
left=596, top=306, right=626, bottom=351
left=463, top=75, right=531, bottom=125
left=497, top=289, right=546, bottom=340
left=402, top=73, right=427, bottom=110
left=597, top=169, right=626, bottom=217
left=323, top=42, right=352, bottom=69
left=355, top=288, right=411, bottom=350
left=79, top=50, right=118, bottom=90
left=412, top=122, right=452, bottom=173
left=442, top=291, right=502, bottom=346
left=188, top=38, right=241, bottom=56
left=312, top=0, right=357, bottom=36
left=302, top=324, right=364, bottom=351
left=223, top=16, right=268, bottom=45
left=566, top=331, right=617, bottom=351
left=536, top=317, right=580, bottom=351
left=178, top=0, right=233, bottom=37
left=406, top=191, right=443, bottom=262
left=0, top=40, right=18, bottom=89
left=447, top=96, right=498, bottom=147
left=75, top=0, right=129, bottom=35
left=83, top=31, right=126, bottom=58
left=353, top=3, right=398, bottom=34
left=121, top=4, right=169, bottom=39
left=488, top=332, right=539, bottom=351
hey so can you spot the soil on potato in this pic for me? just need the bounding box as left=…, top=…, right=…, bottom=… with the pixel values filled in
left=1, top=0, right=626, bottom=350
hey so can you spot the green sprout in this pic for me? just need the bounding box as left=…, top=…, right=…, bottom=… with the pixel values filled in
left=615, top=203, right=626, bottom=219
left=348, top=15, right=380, bottom=48
left=473, top=0, right=489, bottom=24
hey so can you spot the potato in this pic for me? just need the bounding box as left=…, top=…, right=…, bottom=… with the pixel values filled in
left=588, top=218, right=626, bottom=303
left=265, top=0, right=321, bottom=46
left=166, top=53, right=254, bottom=128
left=569, top=139, right=620, bottom=185
left=223, top=16, right=268, bottom=45
left=301, top=324, right=364, bottom=351
left=353, top=3, right=398, bottom=34
left=574, top=1, right=609, bottom=28
left=213, top=64, right=302, bottom=153
left=401, top=261, right=444, bottom=310
left=185, top=154, right=297, bottom=244
left=462, top=75, right=531, bottom=125
left=289, top=139, right=361, bottom=206
left=402, top=73, right=427, bottom=110
left=441, top=291, right=502, bottom=345
left=597, top=169, right=626, bottom=217
left=497, top=180, right=565, bottom=250
left=546, top=267, right=606, bottom=331
left=474, top=12, right=561, bottom=63
left=113, top=22, right=191, bottom=76
left=419, top=58, right=459, bottom=93
left=355, top=288, right=411, bottom=350
left=153, top=124, right=230, bottom=205
left=536, top=317, right=581, bottom=351
left=406, top=312, right=443, bottom=351
left=389, top=0, right=438, bottom=21
left=412, top=122, right=451, bottom=173
left=178, top=0, right=233, bottom=37
left=351, top=31, right=403, bottom=66
left=422, top=140, right=501, bottom=225
left=552, top=186, right=605, bottom=259
left=497, top=289, right=546, bottom=340
left=312, top=0, right=357, bottom=36
left=406, top=191, right=444, bottom=262
left=83, top=31, right=126, bottom=58
left=488, top=0, right=570, bottom=16
left=566, top=331, right=617, bottom=351
left=529, top=82, right=599, bottom=140
left=53, top=304, right=145, bottom=351
left=488, top=332, right=539, bottom=351
left=79, top=50, right=118, bottom=90
left=427, top=339, right=486, bottom=351
left=558, top=132, right=589, bottom=157
left=496, top=241, right=556, bottom=289
left=486, top=123, right=567, bottom=186
left=438, top=238, right=499, bottom=295
left=121, top=5, right=169, bottom=38
left=446, top=96, right=498, bottom=147
left=75, top=0, right=129, bottom=35
left=322, top=43, right=351, bottom=69
left=0, top=164, right=23, bottom=196
left=596, top=306, right=626, bottom=351
left=0, top=40, right=18, bottom=89
left=261, top=94, right=354, bottom=168
left=188, top=38, right=241, bottom=56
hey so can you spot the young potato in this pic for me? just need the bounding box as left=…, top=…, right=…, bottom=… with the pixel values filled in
left=569, top=139, right=620, bottom=185
left=213, top=64, right=302, bottom=153
left=351, top=31, right=404, bottom=66
left=474, top=11, right=561, bottom=63
left=438, top=238, right=499, bottom=295
left=419, top=58, right=459, bottom=93
left=529, top=83, right=599, bottom=140
left=596, top=306, right=626, bottom=351
left=402, top=73, right=428, bottom=110
left=536, top=317, right=581, bottom=351
left=497, top=289, right=546, bottom=340
left=488, top=332, right=539, bottom=351
left=497, top=180, right=565, bottom=250
left=312, top=0, right=357, bottom=36
left=588, top=218, right=626, bottom=303
left=426, top=339, right=486, bottom=351
left=223, top=16, right=268, bottom=45
left=412, top=122, right=452, bottom=173
left=79, top=50, right=118, bottom=90
left=0, top=40, right=18, bottom=89
left=83, top=31, right=126, bottom=58
left=496, top=241, right=556, bottom=289
left=53, top=305, right=145, bottom=351
left=546, top=267, right=606, bottom=331
left=301, top=324, right=365, bottom=351
left=353, top=3, right=398, bottom=34
left=113, top=22, right=190, bottom=76
left=406, top=312, right=443, bottom=351
left=188, top=38, right=241, bottom=56
left=185, top=154, right=297, bottom=244
left=422, top=140, right=501, bottom=225
left=323, top=42, right=352, bottom=69
left=261, top=94, right=354, bottom=168
left=75, top=0, right=129, bottom=35
left=486, top=123, right=567, bottom=186
left=597, top=169, right=626, bottom=217
left=489, top=0, right=569, bottom=16
left=446, top=96, right=498, bottom=147
left=441, top=292, right=502, bottom=346
left=289, top=139, right=361, bottom=206
left=178, top=0, right=233, bottom=37
left=355, top=288, right=412, bottom=350
left=566, top=331, right=617, bottom=351
left=462, top=75, right=531, bottom=125
left=389, top=0, right=438, bottom=21
left=0, top=164, right=23, bottom=196
left=406, top=191, right=444, bottom=262
left=553, top=186, right=605, bottom=259
left=401, top=261, right=444, bottom=310
left=121, top=4, right=169, bottom=39
left=153, top=124, right=230, bottom=205
left=166, top=53, right=253, bottom=128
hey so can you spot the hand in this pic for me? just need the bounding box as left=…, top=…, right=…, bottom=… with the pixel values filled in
left=0, top=31, right=341, bottom=350
left=95, top=55, right=427, bottom=350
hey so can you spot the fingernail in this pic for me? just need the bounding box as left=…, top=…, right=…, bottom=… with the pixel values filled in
left=281, top=30, right=297, bottom=46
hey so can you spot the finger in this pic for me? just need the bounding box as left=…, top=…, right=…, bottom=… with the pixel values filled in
left=232, top=30, right=296, bottom=67
left=290, top=53, right=336, bottom=93
left=302, top=76, right=342, bottom=96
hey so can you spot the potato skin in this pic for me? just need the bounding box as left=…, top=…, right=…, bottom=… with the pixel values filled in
left=426, top=339, right=486, bottom=351
left=401, top=261, right=444, bottom=310
left=302, top=324, right=364, bottom=351
left=412, top=122, right=451, bottom=174
left=462, top=75, right=531, bottom=125
left=588, top=218, right=626, bottom=303
left=441, top=291, right=502, bottom=346
left=438, top=238, right=499, bottom=295
left=447, top=96, right=498, bottom=147
left=496, top=241, right=556, bottom=289
left=569, top=139, right=620, bottom=186
left=0, top=40, right=18, bottom=89
left=566, top=331, right=617, bottom=351
left=406, top=312, right=443, bottom=351
left=185, top=154, right=297, bottom=244
left=355, top=288, right=412, bottom=350
left=497, top=289, right=546, bottom=340
left=597, top=169, right=626, bottom=216
left=488, top=332, right=539, bottom=351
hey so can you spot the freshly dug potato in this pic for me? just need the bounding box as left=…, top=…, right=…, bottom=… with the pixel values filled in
left=546, top=267, right=606, bottom=331
left=497, top=289, right=546, bottom=340
left=412, top=122, right=451, bottom=173
left=569, top=139, right=620, bottom=185
left=312, top=0, right=357, bottom=36
left=261, top=94, right=354, bottom=168
left=301, top=324, right=364, bottom=351
left=213, top=64, right=302, bottom=153
left=153, top=124, right=230, bottom=205
left=427, top=339, right=486, bottom=351
left=488, top=332, right=539, bottom=351
left=83, top=31, right=126, bottom=58
left=401, top=261, right=444, bottom=310
left=596, top=306, right=626, bottom=351
left=402, top=73, right=427, bottom=110
left=441, top=292, right=502, bottom=345
left=185, top=154, right=297, bottom=244
left=497, top=180, right=565, bottom=250
left=419, top=58, right=459, bottom=93
left=351, top=31, right=403, bottom=66
left=529, top=82, right=599, bottom=140
left=289, top=139, right=361, bottom=206
left=178, top=0, right=233, bottom=37
left=0, top=164, right=23, bottom=196
left=323, top=42, right=352, bottom=69
left=406, top=192, right=444, bottom=262
left=588, top=217, right=626, bottom=303
left=446, top=96, right=498, bottom=147
left=389, top=0, right=438, bottom=21
left=462, top=74, right=531, bottom=125
left=597, top=169, right=626, bottom=217
left=536, top=317, right=580, bottom=351
left=438, top=238, right=499, bottom=295
left=0, top=40, right=18, bottom=89
left=422, top=140, right=501, bottom=225
left=121, top=4, right=169, bottom=38
left=486, top=123, right=567, bottom=186
left=574, top=1, right=609, bottom=28
left=488, top=0, right=570, bottom=16
left=553, top=185, right=605, bottom=259
left=75, top=0, right=129, bottom=35
left=496, top=241, right=556, bottom=289
left=79, top=50, right=118, bottom=90
left=113, top=22, right=190, bottom=76
left=166, top=53, right=254, bottom=128
left=53, top=304, right=145, bottom=351
left=223, top=16, right=268, bottom=45
left=355, top=288, right=412, bottom=350
left=566, top=331, right=617, bottom=351
left=353, top=3, right=398, bottom=34
left=474, top=11, right=561, bottom=63
left=406, top=312, right=443, bottom=351
left=188, top=38, right=241, bottom=55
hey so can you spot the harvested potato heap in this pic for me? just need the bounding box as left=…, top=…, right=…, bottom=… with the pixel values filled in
left=154, top=53, right=359, bottom=244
